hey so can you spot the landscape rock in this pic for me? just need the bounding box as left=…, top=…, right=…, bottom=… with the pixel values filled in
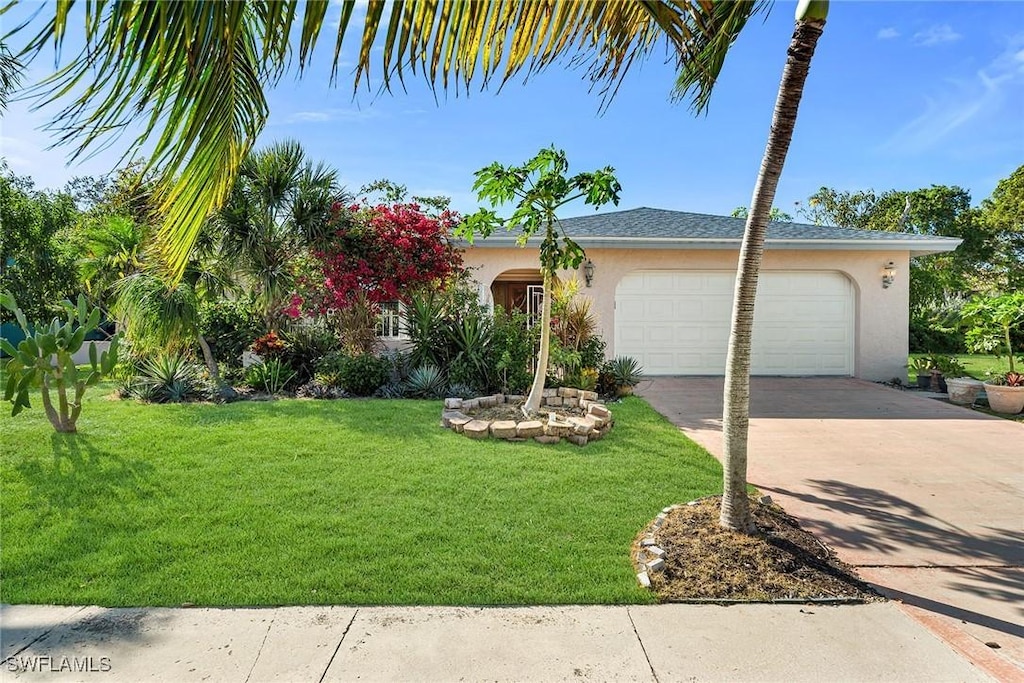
left=546, top=396, right=563, bottom=407
left=516, top=420, right=544, bottom=438
left=490, top=420, right=518, bottom=439
left=567, top=434, right=589, bottom=446
left=587, top=404, right=611, bottom=420
left=449, top=417, right=471, bottom=433
left=637, top=572, right=651, bottom=588
left=463, top=420, right=491, bottom=439
left=581, top=390, right=598, bottom=401
left=444, top=398, right=463, bottom=409
left=534, top=435, right=561, bottom=444
left=647, top=558, right=666, bottom=573
left=647, top=546, right=666, bottom=559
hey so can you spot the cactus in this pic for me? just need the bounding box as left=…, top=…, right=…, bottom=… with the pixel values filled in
left=1, top=292, right=120, bottom=433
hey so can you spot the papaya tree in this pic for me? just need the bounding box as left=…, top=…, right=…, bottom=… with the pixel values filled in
left=1, top=292, right=120, bottom=433
left=457, top=147, right=620, bottom=415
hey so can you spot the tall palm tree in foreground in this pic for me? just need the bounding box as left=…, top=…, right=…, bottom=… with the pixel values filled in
left=11, top=0, right=828, bottom=532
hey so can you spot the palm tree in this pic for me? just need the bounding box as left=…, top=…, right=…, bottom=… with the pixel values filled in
left=209, top=139, right=348, bottom=330
left=12, top=0, right=828, bottom=532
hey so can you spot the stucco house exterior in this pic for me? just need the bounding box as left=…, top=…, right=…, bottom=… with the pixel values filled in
left=460, top=207, right=962, bottom=382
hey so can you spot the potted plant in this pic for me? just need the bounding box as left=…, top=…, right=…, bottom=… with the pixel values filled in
left=907, top=356, right=934, bottom=389
left=984, top=371, right=1024, bottom=414
left=931, top=355, right=966, bottom=394
left=606, top=356, right=644, bottom=397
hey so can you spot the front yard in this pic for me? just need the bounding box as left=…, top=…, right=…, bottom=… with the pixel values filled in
left=1, top=389, right=722, bottom=606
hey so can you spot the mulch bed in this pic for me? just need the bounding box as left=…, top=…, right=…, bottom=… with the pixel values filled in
left=638, top=496, right=882, bottom=603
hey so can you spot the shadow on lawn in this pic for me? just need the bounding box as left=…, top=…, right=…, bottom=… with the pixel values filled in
left=13, top=433, right=161, bottom=515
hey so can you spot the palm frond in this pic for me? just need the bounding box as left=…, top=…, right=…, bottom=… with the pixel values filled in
left=0, top=41, right=24, bottom=110
left=12, top=0, right=767, bottom=281
left=672, top=1, right=768, bottom=113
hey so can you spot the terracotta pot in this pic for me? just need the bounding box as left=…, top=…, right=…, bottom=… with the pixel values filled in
left=945, top=377, right=983, bottom=406
left=615, top=385, right=634, bottom=398
left=982, top=382, right=1024, bottom=414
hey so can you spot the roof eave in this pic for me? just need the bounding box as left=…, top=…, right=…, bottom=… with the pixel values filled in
left=460, top=236, right=963, bottom=256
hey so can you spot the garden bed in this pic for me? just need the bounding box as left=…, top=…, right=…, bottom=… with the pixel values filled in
left=441, top=387, right=613, bottom=446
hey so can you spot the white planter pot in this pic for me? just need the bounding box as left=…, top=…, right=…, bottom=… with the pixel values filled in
left=983, top=382, right=1024, bottom=414
left=945, top=377, right=983, bottom=406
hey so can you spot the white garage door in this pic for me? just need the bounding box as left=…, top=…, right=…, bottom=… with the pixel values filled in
left=615, top=270, right=854, bottom=376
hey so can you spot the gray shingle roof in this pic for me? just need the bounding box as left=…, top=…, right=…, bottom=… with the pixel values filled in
left=550, top=207, right=947, bottom=241
left=470, top=207, right=961, bottom=255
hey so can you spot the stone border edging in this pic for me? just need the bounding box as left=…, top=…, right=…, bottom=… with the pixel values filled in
left=440, top=387, right=613, bottom=446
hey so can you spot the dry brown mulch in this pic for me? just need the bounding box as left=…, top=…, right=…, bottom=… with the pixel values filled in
left=636, top=496, right=882, bottom=603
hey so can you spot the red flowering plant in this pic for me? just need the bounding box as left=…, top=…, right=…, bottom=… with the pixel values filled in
left=288, top=202, right=464, bottom=318
left=251, top=330, right=287, bottom=358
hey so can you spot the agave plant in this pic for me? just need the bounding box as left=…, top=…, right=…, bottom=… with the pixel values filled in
left=607, top=356, right=644, bottom=396
left=137, top=352, right=201, bottom=403
left=405, top=364, right=447, bottom=399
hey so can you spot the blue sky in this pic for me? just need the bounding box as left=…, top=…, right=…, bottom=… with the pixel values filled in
left=2, top=1, right=1022, bottom=219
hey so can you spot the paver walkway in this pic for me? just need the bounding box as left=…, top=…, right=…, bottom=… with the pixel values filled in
left=639, top=377, right=1024, bottom=682
left=1, top=603, right=991, bottom=682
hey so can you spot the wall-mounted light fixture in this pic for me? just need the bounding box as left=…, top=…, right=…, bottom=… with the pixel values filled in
left=583, top=259, right=595, bottom=287
left=882, top=261, right=897, bottom=289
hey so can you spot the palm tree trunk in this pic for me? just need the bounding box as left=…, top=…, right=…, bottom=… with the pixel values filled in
left=197, top=334, right=222, bottom=384
left=523, top=269, right=554, bottom=415
left=720, top=17, right=825, bottom=533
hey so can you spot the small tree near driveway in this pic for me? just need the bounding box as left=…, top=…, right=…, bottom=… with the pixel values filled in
left=458, top=147, right=620, bottom=416
left=960, top=291, right=1024, bottom=373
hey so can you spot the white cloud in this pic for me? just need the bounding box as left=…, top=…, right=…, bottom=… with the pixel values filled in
left=912, top=24, right=962, bottom=47
left=877, top=27, right=900, bottom=40
left=281, top=108, right=379, bottom=125
left=882, top=35, right=1024, bottom=153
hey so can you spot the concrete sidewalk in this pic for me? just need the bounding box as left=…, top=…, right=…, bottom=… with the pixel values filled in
left=1, top=603, right=991, bottom=682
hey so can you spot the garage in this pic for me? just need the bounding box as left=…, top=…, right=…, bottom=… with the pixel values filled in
left=615, top=270, right=855, bottom=376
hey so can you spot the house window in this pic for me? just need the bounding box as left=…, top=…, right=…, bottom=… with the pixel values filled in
left=377, top=301, right=403, bottom=339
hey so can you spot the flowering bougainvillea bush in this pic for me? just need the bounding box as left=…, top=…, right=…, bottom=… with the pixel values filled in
left=286, top=202, right=464, bottom=318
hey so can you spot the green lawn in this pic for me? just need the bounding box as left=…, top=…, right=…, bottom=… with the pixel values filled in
left=909, top=354, right=1014, bottom=380
left=0, top=389, right=721, bottom=606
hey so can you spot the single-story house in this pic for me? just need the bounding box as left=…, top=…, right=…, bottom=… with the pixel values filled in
left=459, top=207, right=962, bottom=381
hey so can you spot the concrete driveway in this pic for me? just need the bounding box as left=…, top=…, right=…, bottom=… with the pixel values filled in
left=639, top=377, right=1024, bottom=681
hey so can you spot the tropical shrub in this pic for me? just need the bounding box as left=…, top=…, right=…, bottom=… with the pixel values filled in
left=1, top=292, right=120, bottom=432
left=245, top=359, right=297, bottom=395
left=490, top=307, right=537, bottom=395
left=199, top=299, right=263, bottom=366
left=335, top=353, right=389, bottom=397
left=278, top=323, right=336, bottom=387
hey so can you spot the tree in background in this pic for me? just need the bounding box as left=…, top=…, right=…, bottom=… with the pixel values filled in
left=979, top=165, right=1024, bottom=292
left=731, top=206, right=793, bottom=221
left=0, top=165, right=83, bottom=323
left=458, top=147, right=620, bottom=416
left=209, top=140, right=349, bottom=330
